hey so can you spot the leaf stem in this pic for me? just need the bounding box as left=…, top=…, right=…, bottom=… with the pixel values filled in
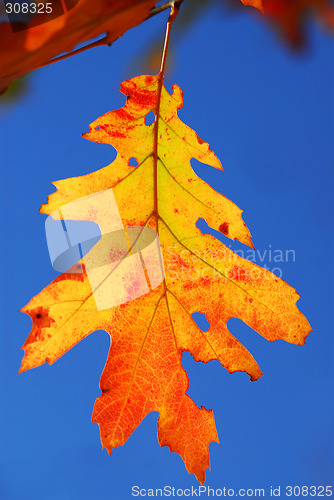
left=154, top=2, right=180, bottom=225
left=159, top=2, right=180, bottom=75
left=153, top=2, right=180, bottom=307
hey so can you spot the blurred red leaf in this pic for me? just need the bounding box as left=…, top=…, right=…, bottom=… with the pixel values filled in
left=0, top=0, right=156, bottom=94
left=262, top=0, right=334, bottom=46
left=243, top=0, right=334, bottom=46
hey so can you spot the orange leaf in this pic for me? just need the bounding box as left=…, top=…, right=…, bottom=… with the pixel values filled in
left=20, top=73, right=311, bottom=483
left=0, top=0, right=156, bottom=94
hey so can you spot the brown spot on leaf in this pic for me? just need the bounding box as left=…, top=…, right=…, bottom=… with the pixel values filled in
left=115, top=108, right=134, bottom=121
left=24, top=307, right=55, bottom=344
left=183, top=282, right=195, bottom=291
left=200, top=277, right=212, bottom=287
left=228, top=266, right=250, bottom=282
left=130, top=88, right=157, bottom=108
left=219, top=222, right=229, bottom=236
left=196, top=134, right=205, bottom=145
left=99, top=125, right=126, bottom=138
left=55, top=270, right=85, bottom=283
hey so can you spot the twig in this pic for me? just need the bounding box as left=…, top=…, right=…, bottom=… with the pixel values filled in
left=37, top=0, right=185, bottom=70
left=38, top=36, right=109, bottom=69
left=147, top=0, right=182, bottom=20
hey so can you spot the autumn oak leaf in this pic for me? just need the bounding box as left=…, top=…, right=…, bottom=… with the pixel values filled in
left=20, top=74, right=311, bottom=483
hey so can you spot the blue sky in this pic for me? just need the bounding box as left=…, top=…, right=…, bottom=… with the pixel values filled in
left=1, top=4, right=334, bottom=499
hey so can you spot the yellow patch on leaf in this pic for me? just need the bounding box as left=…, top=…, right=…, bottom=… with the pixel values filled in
left=20, top=74, right=311, bottom=483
